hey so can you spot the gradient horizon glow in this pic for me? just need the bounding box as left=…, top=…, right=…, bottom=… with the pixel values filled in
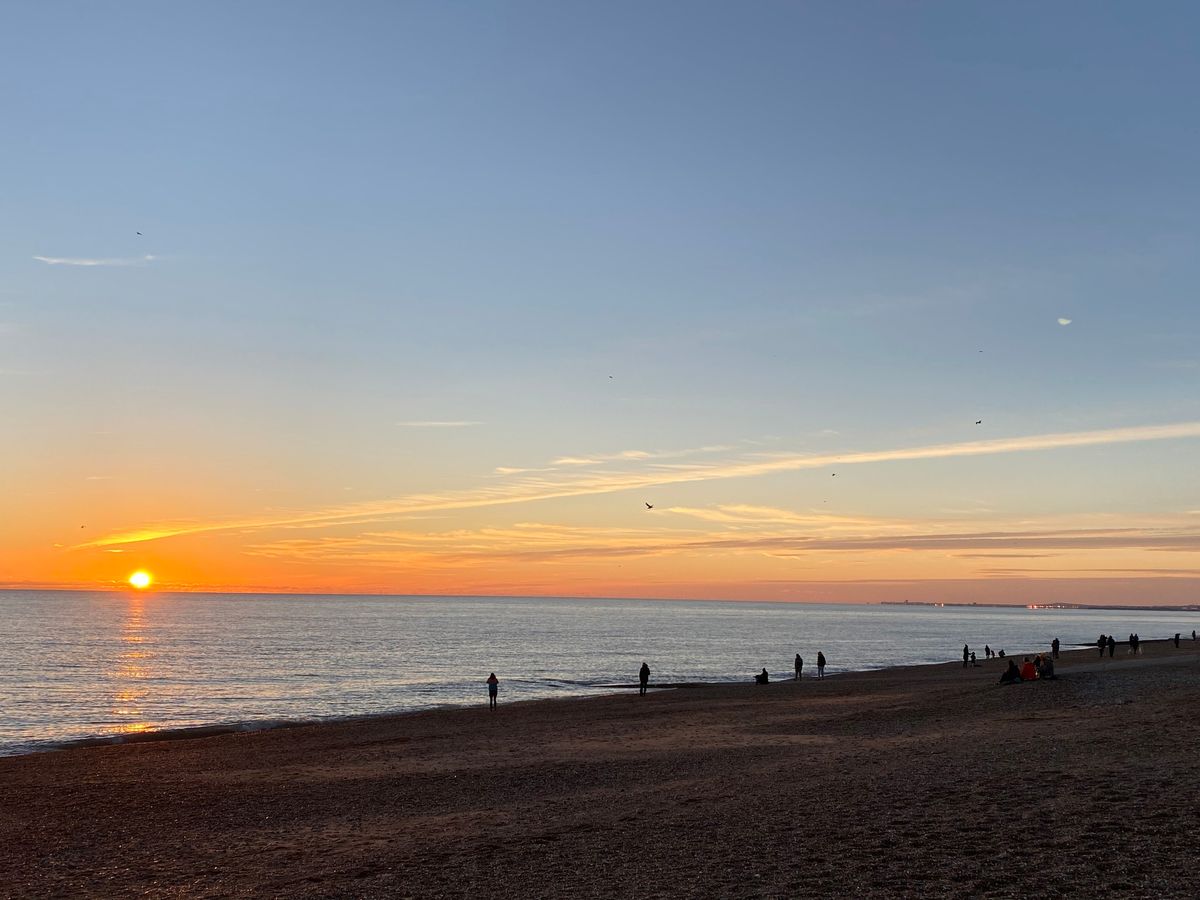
left=3, top=3, right=1200, bottom=604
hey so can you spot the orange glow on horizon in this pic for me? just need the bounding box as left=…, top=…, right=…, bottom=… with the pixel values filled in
left=128, top=570, right=153, bottom=590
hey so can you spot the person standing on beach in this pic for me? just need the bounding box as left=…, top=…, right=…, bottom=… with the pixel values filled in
left=638, top=661, right=650, bottom=696
left=963, top=644, right=970, bottom=668
left=1051, top=638, right=1060, bottom=659
left=1107, top=635, right=1116, bottom=657
left=984, top=644, right=992, bottom=659
left=1097, top=634, right=1107, bottom=658
left=817, top=651, right=827, bottom=679
left=486, top=673, right=499, bottom=710
left=1174, top=633, right=1181, bottom=648
left=794, top=654, right=803, bottom=680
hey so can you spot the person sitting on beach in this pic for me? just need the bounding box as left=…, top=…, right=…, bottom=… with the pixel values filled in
left=1020, top=657, right=1037, bottom=682
left=638, top=661, right=650, bottom=696
left=998, top=649, right=1005, bottom=659
left=486, top=672, right=499, bottom=710
left=794, top=654, right=803, bottom=680
left=754, top=668, right=769, bottom=685
left=816, top=652, right=827, bottom=679
left=1037, top=655, right=1056, bottom=680
left=999, top=660, right=1022, bottom=684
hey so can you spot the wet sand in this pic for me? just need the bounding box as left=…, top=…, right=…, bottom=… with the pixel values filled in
left=2, top=639, right=1198, bottom=898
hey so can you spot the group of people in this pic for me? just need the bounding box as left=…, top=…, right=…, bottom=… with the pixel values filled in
left=998, top=653, right=1056, bottom=684
left=483, top=628, right=1198, bottom=707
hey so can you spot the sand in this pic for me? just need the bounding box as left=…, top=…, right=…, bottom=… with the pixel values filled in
left=2, top=639, right=1198, bottom=898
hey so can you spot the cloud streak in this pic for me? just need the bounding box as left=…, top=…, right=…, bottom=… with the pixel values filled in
left=79, top=420, right=1200, bottom=548
left=34, top=254, right=157, bottom=267
left=397, top=420, right=482, bottom=428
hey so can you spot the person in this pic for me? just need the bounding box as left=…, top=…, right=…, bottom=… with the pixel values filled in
left=486, top=672, right=499, bottom=710
left=754, top=668, right=769, bottom=685
left=999, top=660, right=1022, bottom=684
left=963, top=644, right=970, bottom=668
left=1131, top=633, right=1140, bottom=655
left=970, top=651, right=979, bottom=667
left=638, top=661, right=650, bottom=696
left=794, top=653, right=803, bottom=680
left=1174, top=632, right=1181, bottom=648
left=998, top=649, right=1005, bottom=659
left=1051, top=637, right=1060, bottom=659
left=1193, top=630, right=1196, bottom=641
left=1038, top=655, right=1056, bottom=680
left=1020, top=657, right=1038, bottom=681
left=984, top=644, right=992, bottom=659
left=1107, top=635, right=1116, bottom=657
left=816, top=651, right=827, bottom=679
left=1097, top=634, right=1107, bottom=658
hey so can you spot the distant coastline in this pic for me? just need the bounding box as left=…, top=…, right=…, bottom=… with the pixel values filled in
left=881, top=599, right=1200, bottom=611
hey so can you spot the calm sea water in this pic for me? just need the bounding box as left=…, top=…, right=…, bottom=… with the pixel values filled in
left=1, top=591, right=1196, bottom=756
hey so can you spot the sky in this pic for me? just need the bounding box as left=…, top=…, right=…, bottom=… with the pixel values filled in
left=3, top=2, right=1200, bottom=603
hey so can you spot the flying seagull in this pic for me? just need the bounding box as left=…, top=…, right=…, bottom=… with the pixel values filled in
left=136, top=232, right=142, bottom=235
left=645, top=502, right=654, bottom=509
left=976, top=420, right=982, bottom=425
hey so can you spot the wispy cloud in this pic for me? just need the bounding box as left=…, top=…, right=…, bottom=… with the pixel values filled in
left=1057, top=317, right=1072, bottom=326
left=79, top=420, right=1200, bottom=548
left=33, top=254, right=157, bottom=267
left=549, top=444, right=733, bottom=468
left=397, top=420, right=482, bottom=428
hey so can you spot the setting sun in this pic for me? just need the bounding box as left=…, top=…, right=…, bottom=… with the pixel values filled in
left=128, top=570, right=152, bottom=590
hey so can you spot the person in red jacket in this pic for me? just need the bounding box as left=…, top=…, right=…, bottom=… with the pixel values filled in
left=1019, top=657, right=1038, bottom=681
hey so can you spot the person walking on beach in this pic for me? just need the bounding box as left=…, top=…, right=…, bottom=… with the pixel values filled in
left=984, top=644, right=992, bottom=659
left=1051, top=638, right=1060, bottom=659
left=795, top=654, right=803, bottom=680
left=1107, top=635, right=1116, bottom=657
left=817, top=651, right=827, bottom=679
left=1174, top=633, right=1181, bottom=648
left=963, top=644, right=970, bottom=668
left=638, top=661, right=650, bottom=696
left=486, top=673, right=499, bottom=710
left=1097, top=634, right=1107, bottom=658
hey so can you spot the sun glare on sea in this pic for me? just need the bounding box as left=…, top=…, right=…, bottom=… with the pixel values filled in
left=128, top=570, right=153, bottom=590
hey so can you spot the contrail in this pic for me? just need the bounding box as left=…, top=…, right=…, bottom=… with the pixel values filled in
left=79, top=421, right=1200, bottom=548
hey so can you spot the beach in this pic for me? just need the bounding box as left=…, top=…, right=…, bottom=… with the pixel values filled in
left=2, top=640, right=1197, bottom=898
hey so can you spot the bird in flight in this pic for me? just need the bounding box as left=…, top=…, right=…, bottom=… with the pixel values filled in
left=976, top=420, right=982, bottom=425
left=645, top=502, right=654, bottom=509
left=136, top=232, right=142, bottom=235
left=831, top=473, right=837, bottom=477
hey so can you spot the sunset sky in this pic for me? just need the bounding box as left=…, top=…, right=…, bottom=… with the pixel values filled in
left=3, top=2, right=1200, bottom=603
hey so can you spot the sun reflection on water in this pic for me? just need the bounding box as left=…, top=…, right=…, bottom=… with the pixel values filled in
left=108, top=598, right=155, bottom=735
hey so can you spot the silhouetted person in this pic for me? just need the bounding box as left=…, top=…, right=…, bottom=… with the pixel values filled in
left=817, top=652, right=827, bottom=679
left=998, top=649, right=1005, bottom=659
left=1175, top=633, right=1181, bottom=648
left=999, top=660, right=1021, bottom=684
left=1130, top=633, right=1139, bottom=655
left=486, top=672, right=499, bottom=710
left=639, top=661, right=650, bottom=696
left=1192, top=629, right=1196, bottom=641
left=984, top=644, right=992, bottom=659
left=963, top=644, right=970, bottom=668
left=794, top=654, right=803, bottom=680
left=1051, top=638, right=1060, bottom=659
left=1107, top=635, right=1116, bottom=657
left=755, top=668, right=769, bottom=685
left=970, top=651, right=978, bottom=667
left=1097, top=634, right=1107, bottom=658
left=1038, top=655, right=1056, bottom=680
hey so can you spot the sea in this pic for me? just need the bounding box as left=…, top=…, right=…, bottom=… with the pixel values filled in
left=1, top=590, right=1196, bottom=757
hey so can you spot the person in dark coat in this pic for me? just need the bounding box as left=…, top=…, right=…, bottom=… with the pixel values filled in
left=794, top=654, right=803, bottom=680
left=816, top=651, right=827, bottom=679
left=638, top=662, right=650, bottom=696
left=1051, top=638, right=1060, bottom=659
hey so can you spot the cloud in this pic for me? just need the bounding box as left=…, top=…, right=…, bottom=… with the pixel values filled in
left=397, top=420, right=482, bottom=428
left=34, top=254, right=157, bottom=267
left=1057, top=317, right=1072, bottom=326
left=79, top=420, right=1200, bottom=548
left=549, top=444, right=733, bottom=468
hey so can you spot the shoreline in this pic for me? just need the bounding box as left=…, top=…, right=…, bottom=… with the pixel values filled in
left=2, top=640, right=1197, bottom=897
left=5, top=636, right=1190, bottom=759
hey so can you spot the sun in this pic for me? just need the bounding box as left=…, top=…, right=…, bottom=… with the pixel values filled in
left=128, top=570, right=153, bottom=590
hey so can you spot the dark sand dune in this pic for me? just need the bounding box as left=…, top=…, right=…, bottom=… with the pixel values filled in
left=2, top=640, right=1197, bottom=898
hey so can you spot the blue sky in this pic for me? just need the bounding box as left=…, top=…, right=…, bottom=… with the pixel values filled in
left=4, top=2, right=1200, bottom=598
